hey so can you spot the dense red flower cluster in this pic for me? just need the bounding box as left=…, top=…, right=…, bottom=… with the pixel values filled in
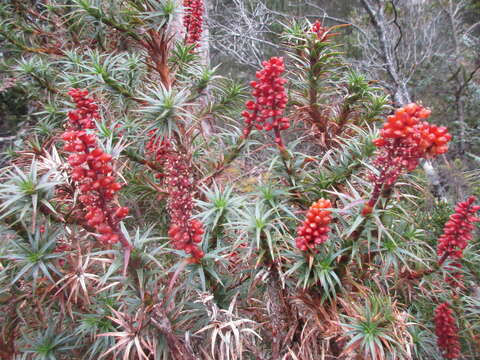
left=363, top=103, right=452, bottom=215
left=183, top=0, right=203, bottom=46
left=434, top=303, right=461, bottom=359
left=373, top=103, right=451, bottom=158
left=164, top=150, right=205, bottom=261
left=242, top=57, right=289, bottom=147
left=65, top=89, right=98, bottom=129
left=295, top=198, right=332, bottom=252
left=62, top=89, right=129, bottom=246
left=437, top=196, right=480, bottom=260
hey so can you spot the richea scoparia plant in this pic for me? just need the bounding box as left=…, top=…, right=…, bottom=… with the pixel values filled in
left=0, top=1, right=479, bottom=359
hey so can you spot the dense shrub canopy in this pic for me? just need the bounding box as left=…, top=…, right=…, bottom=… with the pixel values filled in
left=0, top=1, right=479, bottom=359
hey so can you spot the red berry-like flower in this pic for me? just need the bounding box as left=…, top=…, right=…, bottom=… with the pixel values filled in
left=434, top=303, right=461, bottom=359
left=242, top=57, right=289, bottom=147
left=183, top=0, right=203, bottom=47
left=295, top=198, right=332, bottom=252
left=363, top=103, right=452, bottom=214
left=62, top=89, right=129, bottom=248
left=437, top=196, right=480, bottom=260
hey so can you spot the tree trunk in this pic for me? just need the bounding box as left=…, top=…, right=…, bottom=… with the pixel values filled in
left=446, top=0, right=466, bottom=155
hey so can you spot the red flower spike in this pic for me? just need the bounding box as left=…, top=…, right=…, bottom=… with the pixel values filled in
left=165, top=152, right=205, bottom=262
left=437, top=196, right=480, bottom=260
left=363, top=103, right=452, bottom=215
left=437, top=196, right=480, bottom=286
left=374, top=103, right=451, bottom=158
left=61, top=89, right=129, bottom=249
left=437, top=196, right=480, bottom=259
left=148, top=129, right=205, bottom=262
left=295, top=198, right=332, bottom=252
left=242, top=57, right=289, bottom=147
left=434, top=303, right=461, bottom=359
left=183, top=0, right=204, bottom=47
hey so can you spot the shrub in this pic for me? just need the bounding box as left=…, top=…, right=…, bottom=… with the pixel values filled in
left=0, top=2, right=478, bottom=359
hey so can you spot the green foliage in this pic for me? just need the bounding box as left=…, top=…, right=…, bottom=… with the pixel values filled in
left=282, top=19, right=390, bottom=142
left=21, top=324, right=76, bottom=360
left=1, top=225, right=61, bottom=292
left=341, top=296, right=405, bottom=360
left=0, top=160, right=58, bottom=226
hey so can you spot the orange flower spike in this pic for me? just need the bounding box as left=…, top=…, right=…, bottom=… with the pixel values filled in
left=365, top=103, right=452, bottom=216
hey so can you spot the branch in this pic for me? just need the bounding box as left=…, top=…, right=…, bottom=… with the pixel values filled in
left=75, top=0, right=144, bottom=43
left=458, top=63, right=480, bottom=95
left=360, top=0, right=410, bottom=105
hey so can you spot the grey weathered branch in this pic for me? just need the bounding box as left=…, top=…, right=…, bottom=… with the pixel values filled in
left=360, top=0, right=411, bottom=105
